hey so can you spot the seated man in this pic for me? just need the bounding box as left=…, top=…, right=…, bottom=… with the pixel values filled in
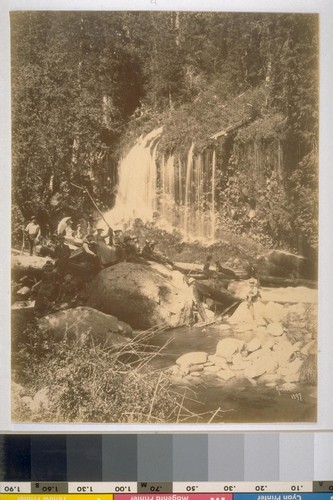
left=123, top=235, right=139, bottom=261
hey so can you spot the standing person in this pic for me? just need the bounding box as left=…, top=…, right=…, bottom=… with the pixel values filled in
left=246, top=277, right=262, bottom=320
left=24, top=216, right=41, bottom=256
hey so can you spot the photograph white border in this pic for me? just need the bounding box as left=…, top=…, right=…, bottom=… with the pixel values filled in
left=1, top=0, right=332, bottom=433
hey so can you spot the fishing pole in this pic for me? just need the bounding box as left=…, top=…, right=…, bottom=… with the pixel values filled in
left=70, top=181, right=112, bottom=230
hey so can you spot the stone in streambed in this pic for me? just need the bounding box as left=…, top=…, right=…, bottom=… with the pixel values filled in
left=228, top=302, right=254, bottom=324
left=215, top=338, right=245, bottom=362
left=273, top=339, right=297, bottom=367
left=208, top=355, right=229, bottom=369
left=266, top=322, right=284, bottom=337
left=278, top=358, right=303, bottom=380
left=263, top=302, right=285, bottom=323
left=247, top=337, right=262, bottom=353
left=244, top=352, right=278, bottom=379
left=176, top=352, right=208, bottom=371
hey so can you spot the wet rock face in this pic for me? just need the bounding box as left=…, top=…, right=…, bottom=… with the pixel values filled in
left=86, top=262, right=193, bottom=329
left=38, top=306, right=132, bottom=346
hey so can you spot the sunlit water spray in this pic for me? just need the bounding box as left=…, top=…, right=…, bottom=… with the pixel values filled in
left=105, top=128, right=219, bottom=240
left=104, top=127, right=163, bottom=227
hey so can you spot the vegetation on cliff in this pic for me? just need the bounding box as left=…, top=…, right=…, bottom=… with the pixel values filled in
left=12, top=12, right=318, bottom=255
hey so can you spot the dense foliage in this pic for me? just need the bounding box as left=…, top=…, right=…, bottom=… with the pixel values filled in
left=12, top=12, right=318, bottom=254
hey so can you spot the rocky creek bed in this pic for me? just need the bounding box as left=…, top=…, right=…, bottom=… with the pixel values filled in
left=147, top=291, right=317, bottom=423
left=11, top=253, right=317, bottom=423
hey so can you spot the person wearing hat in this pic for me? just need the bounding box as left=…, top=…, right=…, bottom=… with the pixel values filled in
left=24, top=216, right=41, bottom=256
left=94, top=222, right=114, bottom=245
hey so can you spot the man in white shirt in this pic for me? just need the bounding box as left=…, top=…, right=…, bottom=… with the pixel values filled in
left=24, top=216, right=40, bottom=255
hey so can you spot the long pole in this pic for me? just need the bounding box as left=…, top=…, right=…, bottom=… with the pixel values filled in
left=70, top=182, right=112, bottom=229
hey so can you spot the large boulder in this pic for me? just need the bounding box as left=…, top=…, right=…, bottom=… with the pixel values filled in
left=38, top=306, right=132, bottom=346
left=256, top=249, right=315, bottom=279
left=86, top=262, right=193, bottom=329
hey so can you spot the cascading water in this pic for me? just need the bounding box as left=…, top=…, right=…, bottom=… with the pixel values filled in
left=105, top=128, right=219, bottom=240
left=211, top=148, right=216, bottom=239
left=184, top=143, right=195, bottom=237
left=104, top=127, right=163, bottom=227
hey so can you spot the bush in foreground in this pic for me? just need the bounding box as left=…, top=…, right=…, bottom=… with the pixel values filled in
left=12, top=323, right=222, bottom=423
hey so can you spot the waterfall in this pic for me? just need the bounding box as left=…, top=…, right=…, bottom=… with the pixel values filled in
left=184, top=142, right=195, bottom=237
left=211, top=148, right=216, bottom=238
left=106, top=129, right=218, bottom=240
left=104, top=127, right=163, bottom=227
left=159, top=154, right=176, bottom=225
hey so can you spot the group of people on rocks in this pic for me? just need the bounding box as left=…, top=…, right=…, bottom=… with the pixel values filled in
left=22, top=214, right=260, bottom=322
left=21, top=214, right=176, bottom=317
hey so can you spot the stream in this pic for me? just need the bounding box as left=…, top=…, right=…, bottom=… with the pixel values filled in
left=148, top=322, right=317, bottom=424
